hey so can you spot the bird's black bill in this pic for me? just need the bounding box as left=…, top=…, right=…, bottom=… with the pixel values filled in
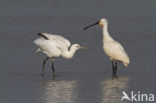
left=83, top=21, right=99, bottom=30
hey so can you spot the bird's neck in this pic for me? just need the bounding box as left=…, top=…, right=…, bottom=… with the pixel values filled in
left=102, top=23, right=113, bottom=42
left=62, top=46, right=77, bottom=59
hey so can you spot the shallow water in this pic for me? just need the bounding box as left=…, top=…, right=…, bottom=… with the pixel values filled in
left=0, top=0, right=156, bottom=103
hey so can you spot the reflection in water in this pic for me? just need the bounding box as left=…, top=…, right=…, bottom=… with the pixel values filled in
left=38, top=78, right=78, bottom=103
left=101, top=77, right=129, bottom=103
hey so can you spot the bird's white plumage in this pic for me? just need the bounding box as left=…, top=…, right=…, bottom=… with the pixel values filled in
left=41, top=33, right=71, bottom=48
left=34, top=33, right=83, bottom=59
left=100, top=18, right=130, bottom=67
left=34, top=33, right=88, bottom=75
left=34, top=33, right=70, bottom=52
left=34, top=38, right=62, bottom=57
left=103, top=40, right=129, bottom=66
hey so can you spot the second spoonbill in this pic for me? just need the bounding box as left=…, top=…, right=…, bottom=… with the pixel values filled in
left=34, top=33, right=88, bottom=76
left=84, top=18, right=130, bottom=78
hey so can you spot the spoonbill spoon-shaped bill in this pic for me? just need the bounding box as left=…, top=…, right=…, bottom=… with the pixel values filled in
left=83, top=21, right=99, bottom=30
left=84, top=18, right=130, bottom=78
left=34, top=33, right=88, bottom=76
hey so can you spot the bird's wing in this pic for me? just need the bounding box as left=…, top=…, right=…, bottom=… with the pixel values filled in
left=38, top=33, right=71, bottom=48
left=104, top=41, right=130, bottom=65
left=34, top=38, right=62, bottom=57
left=112, top=41, right=124, bottom=50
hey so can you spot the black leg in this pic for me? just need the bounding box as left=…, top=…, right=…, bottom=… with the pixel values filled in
left=114, top=61, right=118, bottom=78
left=41, top=57, right=49, bottom=76
left=112, top=61, right=115, bottom=77
left=51, top=58, right=56, bottom=76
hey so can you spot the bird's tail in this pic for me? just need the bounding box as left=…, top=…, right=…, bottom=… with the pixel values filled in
left=124, top=63, right=129, bottom=67
left=35, top=48, right=41, bottom=55
left=123, top=56, right=130, bottom=67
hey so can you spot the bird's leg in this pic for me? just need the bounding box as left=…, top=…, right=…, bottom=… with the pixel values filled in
left=41, top=57, right=49, bottom=76
left=114, top=61, right=118, bottom=78
left=112, top=61, right=115, bottom=77
left=51, top=58, right=56, bottom=76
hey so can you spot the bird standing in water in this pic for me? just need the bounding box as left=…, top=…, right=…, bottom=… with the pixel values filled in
left=34, top=33, right=88, bottom=76
left=84, top=18, right=130, bottom=78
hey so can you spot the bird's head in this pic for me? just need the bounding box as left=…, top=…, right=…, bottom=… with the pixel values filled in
left=99, top=18, right=108, bottom=27
left=71, top=44, right=88, bottom=51
left=83, top=18, right=108, bottom=30
left=64, top=44, right=89, bottom=59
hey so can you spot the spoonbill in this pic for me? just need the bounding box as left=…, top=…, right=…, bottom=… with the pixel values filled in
left=84, top=18, right=130, bottom=78
left=34, top=33, right=88, bottom=76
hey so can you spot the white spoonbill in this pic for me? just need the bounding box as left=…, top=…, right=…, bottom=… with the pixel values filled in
left=34, top=33, right=88, bottom=76
left=84, top=18, right=130, bottom=78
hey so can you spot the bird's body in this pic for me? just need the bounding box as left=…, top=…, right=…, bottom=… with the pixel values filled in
left=34, top=33, right=83, bottom=59
left=34, top=38, right=62, bottom=57
left=103, top=41, right=129, bottom=67
left=34, top=33, right=87, bottom=75
left=101, top=22, right=130, bottom=67
left=84, top=18, right=130, bottom=78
